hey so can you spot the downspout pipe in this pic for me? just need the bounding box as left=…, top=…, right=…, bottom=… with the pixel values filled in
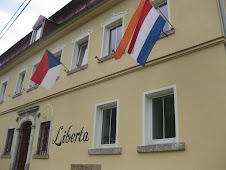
left=219, top=0, right=226, bottom=37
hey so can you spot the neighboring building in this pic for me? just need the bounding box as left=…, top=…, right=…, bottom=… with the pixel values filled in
left=0, top=0, right=226, bottom=169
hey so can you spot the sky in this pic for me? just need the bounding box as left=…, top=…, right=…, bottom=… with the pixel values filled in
left=0, top=0, right=71, bottom=55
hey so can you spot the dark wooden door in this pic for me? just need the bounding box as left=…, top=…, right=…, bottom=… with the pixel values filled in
left=14, top=122, right=31, bottom=170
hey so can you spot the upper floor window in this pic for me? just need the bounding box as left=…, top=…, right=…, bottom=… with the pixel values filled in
left=143, top=85, right=178, bottom=145
left=29, top=62, right=39, bottom=88
left=71, top=30, right=92, bottom=70
left=101, top=11, right=127, bottom=58
left=15, top=70, right=26, bottom=94
left=152, top=0, right=170, bottom=32
left=33, top=26, right=42, bottom=41
left=109, top=24, right=122, bottom=55
left=54, top=50, right=62, bottom=62
left=3, top=128, right=15, bottom=155
left=0, top=80, right=8, bottom=102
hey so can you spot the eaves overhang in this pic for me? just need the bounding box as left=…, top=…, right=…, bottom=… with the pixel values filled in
left=0, top=0, right=123, bottom=74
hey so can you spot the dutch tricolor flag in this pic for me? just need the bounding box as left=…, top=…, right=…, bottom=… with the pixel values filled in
left=114, top=0, right=166, bottom=67
left=31, top=50, right=62, bottom=90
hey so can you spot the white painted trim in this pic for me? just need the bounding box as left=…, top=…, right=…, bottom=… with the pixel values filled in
left=34, top=118, right=53, bottom=155
left=2, top=126, right=16, bottom=156
left=142, top=85, right=179, bottom=145
left=92, top=99, right=119, bottom=149
left=100, top=11, right=128, bottom=58
left=70, top=30, right=93, bottom=70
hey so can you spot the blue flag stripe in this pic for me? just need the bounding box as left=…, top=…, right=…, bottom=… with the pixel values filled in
left=137, top=15, right=166, bottom=66
left=47, top=51, right=62, bottom=69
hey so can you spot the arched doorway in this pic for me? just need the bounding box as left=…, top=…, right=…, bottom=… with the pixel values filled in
left=14, top=121, right=32, bottom=170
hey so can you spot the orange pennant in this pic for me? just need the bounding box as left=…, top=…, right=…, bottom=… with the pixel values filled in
left=114, top=0, right=147, bottom=60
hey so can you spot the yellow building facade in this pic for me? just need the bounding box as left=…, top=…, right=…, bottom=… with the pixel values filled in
left=0, top=0, right=226, bottom=169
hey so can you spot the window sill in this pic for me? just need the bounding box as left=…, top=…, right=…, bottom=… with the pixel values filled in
left=137, top=142, right=185, bottom=153
left=32, top=154, right=49, bottom=159
left=26, top=85, right=38, bottom=93
left=1, top=154, right=11, bottom=158
left=88, top=147, right=122, bottom=155
left=98, top=53, right=114, bottom=63
left=67, top=64, right=88, bottom=75
left=12, top=92, right=23, bottom=99
left=159, top=28, right=175, bottom=39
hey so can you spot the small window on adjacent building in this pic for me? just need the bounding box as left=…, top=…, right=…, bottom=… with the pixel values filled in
left=3, top=128, right=15, bottom=155
left=143, top=85, right=178, bottom=145
left=33, top=26, right=42, bottom=41
left=30, top=63, right=39, bottom=88
left=16, top=70, right=26, bottom=94
left=37, top=121, right=51, bottom=155
left=93, top=99, right=119, bottom=148
left=0, top=80, right=8, bottom=102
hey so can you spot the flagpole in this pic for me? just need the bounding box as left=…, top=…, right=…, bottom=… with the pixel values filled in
left=61, top=63, right=69, bottom=72
left=151, top=1, right=174, bottom=28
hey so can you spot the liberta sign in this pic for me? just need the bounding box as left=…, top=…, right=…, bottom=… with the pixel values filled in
left=52, top=126, right=89, bottom=146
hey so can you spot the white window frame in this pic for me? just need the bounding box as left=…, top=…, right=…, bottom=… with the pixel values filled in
left=0, top=78, right=9, bottom=102
left=92, top=99, right=119, bottom=149
left=143, top=85, right=179, bottom=145
left=29, top=59, right=41, bottom=88
left=34, top=118, right=53, bottom=155
left=15, top=67, right=27, bottom=94
left=152, top=0, right=171, bottom=31
left=100, top=11, right=127, bottom=58
left=33, top=26, right=42, bottom=42
left=2, top=126, right=16, bottom=156
left=71, top=30, right=92, bottom=70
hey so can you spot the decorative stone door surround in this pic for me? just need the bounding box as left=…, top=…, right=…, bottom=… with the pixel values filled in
left=9, top=106, right=39, bottom=170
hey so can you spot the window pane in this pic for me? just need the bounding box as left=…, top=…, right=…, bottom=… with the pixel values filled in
left=34, top=27, right=42, bottom=41
left=18, top=73, right=25, bottom=93
left=164, top=94, right=175, bottom=138
left=101, top=109, right=111, bottom=144
left=77, top=42, right=88, bottom=66
left=116, top=25, right=122, bottom=50
left=152, top=97, right=163, bottom=139
left=0, top=82, right=7, bottom=101
left=109, top=27, right=116, bottom=54
left=4, top=129, right=14, bottom=154
left=38, top=121, right=50, bottom=155
left=110, top=107, right=117, bottom=144
left=159, top=3, right=169, bottom=32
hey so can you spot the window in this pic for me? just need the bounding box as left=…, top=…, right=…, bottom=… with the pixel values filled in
left=101, top=107, right=117, bottom=145
left=143, top=85, right=178, bottom=145
left=71, top=30, right=92, bottom=70
left=3, top=128, right=15, bottom=155
left=15, top=70, right=26, bottom=94
left=152, top=0, right=170, bottom=32
left=93, top=99, right=119, bottom=148
left=37, top=121, right=51, bottom=155
left=29, top=63, right=39, bottom=88
left=53, top=50, right=62, bottom=62
left=33, top=26, right=42, bottom=41
left=0, top=80, right=8, bottom=102
left=76, top=41, right=88, bottom=67
left=108, top=24, right=122, bottom=55
left=101, top=11, right=127, bottom=58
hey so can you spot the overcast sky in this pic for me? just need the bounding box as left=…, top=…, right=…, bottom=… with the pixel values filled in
left=0, top=0, right=71, bottom=55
